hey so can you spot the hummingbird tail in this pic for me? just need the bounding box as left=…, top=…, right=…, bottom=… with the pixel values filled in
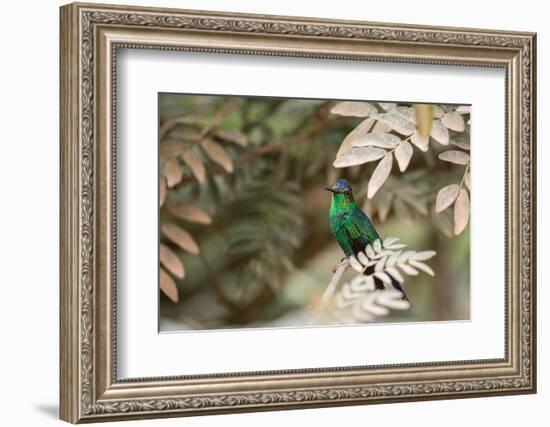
left=363, top=264, right=409, bottom=302
left=388, top=277, right=410, bottom=302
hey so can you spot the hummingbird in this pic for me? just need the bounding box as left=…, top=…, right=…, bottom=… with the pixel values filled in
left=325, top=179, right=409, bottom=301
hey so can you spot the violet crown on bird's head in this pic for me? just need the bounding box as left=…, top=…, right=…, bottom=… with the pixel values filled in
left=327, top=179, right=352, bottom=193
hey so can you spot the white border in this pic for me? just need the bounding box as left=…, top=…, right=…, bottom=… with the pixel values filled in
left=117, top=49, right=505, bottom=378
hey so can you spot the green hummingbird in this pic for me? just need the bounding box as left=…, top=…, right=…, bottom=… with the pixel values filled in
left=326, top=179, right=409, bottom=301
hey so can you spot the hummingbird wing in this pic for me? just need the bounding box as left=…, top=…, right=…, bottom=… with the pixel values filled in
left=336, top=207, right=409, bottom=301
left=343, top=207, right=381, bottom=257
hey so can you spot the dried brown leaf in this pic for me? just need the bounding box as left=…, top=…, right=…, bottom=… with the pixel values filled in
left=160, top=139, right=187, bottom=158
left=160, top=244, right=185, bottom=279
left=161, top=222, right=200, bottom=255
left=392, top=106, right=416, bottom=124
left=442, top=111, right=466, bottom=132
left=168, top=203, right=212, bottom=224
left=201, top=138, right=234, bottom=173
left=373, top=113, right=416, bottom=136
left=209, top=99, right=240, bottom=129
left=431, top=210, right=452, bottom=238
left=371, top=121, right=390, bottom=133
left=333, top=146, right=387, bottom=168
left=433, top=105, right=445, bottom=118
left=378, top=102, right=397, bottom=111
left=160, top=268, right=179, bottom=303
left=454, top=188, right=470, bottom=234
left=336, top=118, right=375, bottom=157
left=170, top=129, right=203, bottom=141
left=159, top=176, right=167, bottom=207
left=355, top=117, right=377, bottom=133
left=368, top=153, right=393, bottom=198
left=216, top=128, right=248, bottom=146
left=164, top=158, right=183, bottom=187
left=180, top=148, right=206, bottom=183
left=395, top=140, right=413, bottom=172
left=330, top=101, right=377, bottom=117
left=456, top=105, right=471, bottom=114
left=435, top=184, right=460, bottom=213
left=352, top=133, right=401, bottom=149
left=430, top=120, right=450, bottom=145
left=410, top=131, right=429, bottom=152
left=439, top=150, right=470, bottom=165
left=450, top=138, right=471, bottom=151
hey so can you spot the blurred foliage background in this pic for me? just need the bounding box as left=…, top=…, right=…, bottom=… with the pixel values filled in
left=158, top=93, right=470, bottom=331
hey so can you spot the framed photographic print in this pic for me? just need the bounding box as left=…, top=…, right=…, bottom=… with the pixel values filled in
left=59, top=2, right=537, bottom=423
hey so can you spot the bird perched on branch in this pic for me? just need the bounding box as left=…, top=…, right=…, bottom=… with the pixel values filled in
left=326, top=179, right=409, bottom=301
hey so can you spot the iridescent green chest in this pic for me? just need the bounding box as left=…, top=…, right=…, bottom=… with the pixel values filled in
left=329, top=193, right=380, bottom=257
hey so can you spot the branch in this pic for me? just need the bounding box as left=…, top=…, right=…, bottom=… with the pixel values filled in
left=318, top=258, right=350, bottom=314
left=173, top=115, right=349, bottom=188
left=316, top=238, right=436, bottom=324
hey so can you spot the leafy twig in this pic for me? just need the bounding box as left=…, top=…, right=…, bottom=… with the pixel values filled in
left=174, top=115, right=348, bottom=187
left=318, top=238, right=436, bottom=324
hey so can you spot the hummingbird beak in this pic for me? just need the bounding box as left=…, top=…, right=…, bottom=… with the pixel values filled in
left=325, top=187, right=336, bottom=193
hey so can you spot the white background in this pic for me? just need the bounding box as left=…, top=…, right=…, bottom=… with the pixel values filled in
left=118, top=50, right=504, bottom=377
left=0, top=0, right=546, bottom=426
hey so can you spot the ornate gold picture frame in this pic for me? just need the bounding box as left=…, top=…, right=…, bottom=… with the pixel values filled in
left=60, top=2, right=536, bottom=423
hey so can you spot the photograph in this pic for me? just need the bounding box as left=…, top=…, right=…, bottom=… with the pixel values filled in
left=56, top=2, right=536, bottom=422
left=158, top=94, right=471, bottom=331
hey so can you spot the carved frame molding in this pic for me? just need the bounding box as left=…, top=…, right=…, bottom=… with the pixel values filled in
left=60, top=2, right=536, bottom=423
